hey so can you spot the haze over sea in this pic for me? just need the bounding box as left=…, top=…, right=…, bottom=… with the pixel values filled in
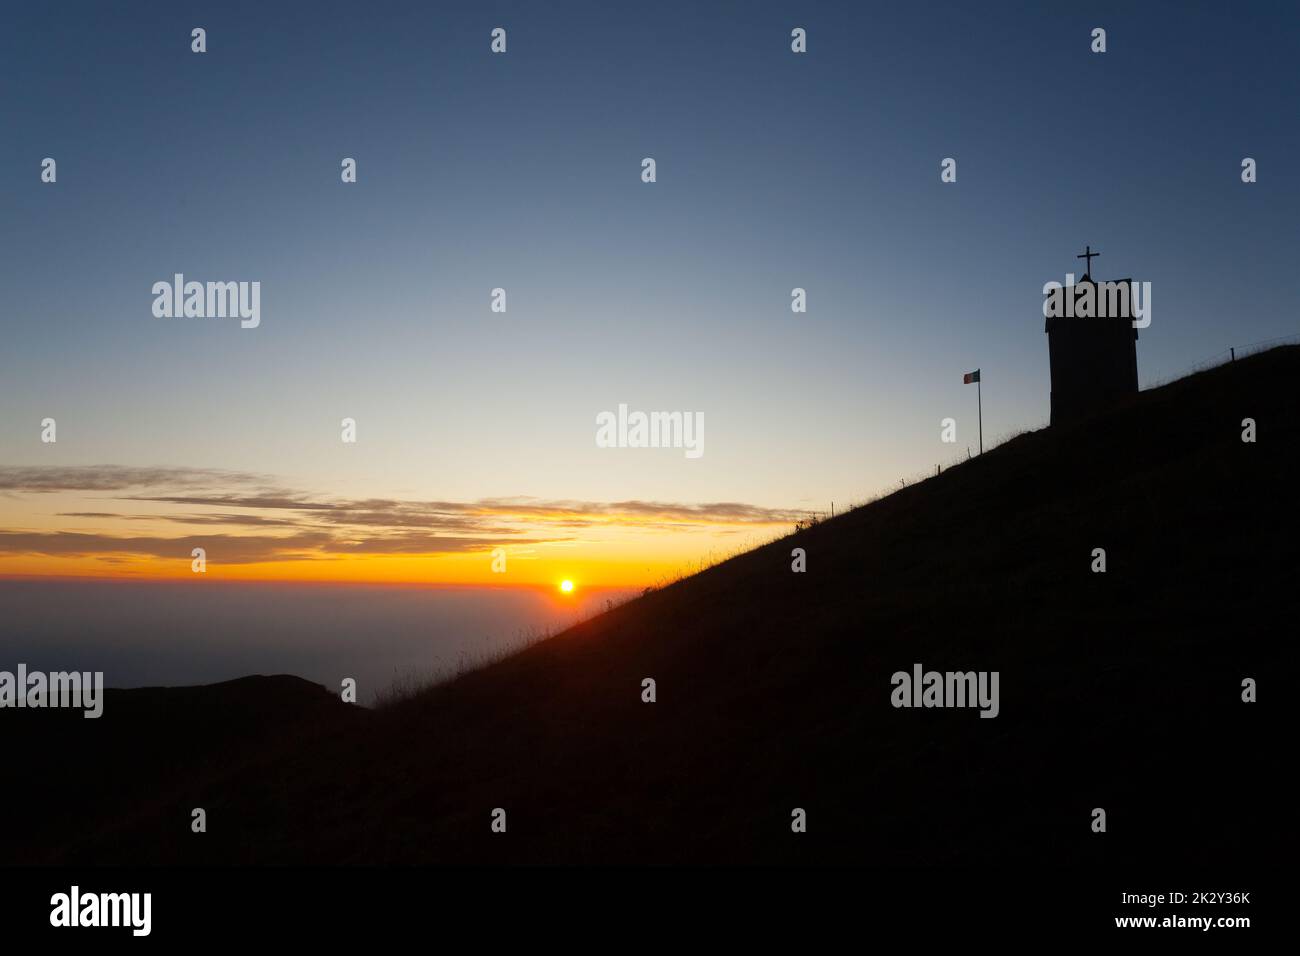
left=0, top=579, right=630, bottom=700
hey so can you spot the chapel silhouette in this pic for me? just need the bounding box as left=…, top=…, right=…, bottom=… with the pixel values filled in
left=1045, top=245, right=1140, bottom=426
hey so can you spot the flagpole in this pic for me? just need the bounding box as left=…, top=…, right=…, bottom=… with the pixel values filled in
left=977, top=377, right=983, bottom=455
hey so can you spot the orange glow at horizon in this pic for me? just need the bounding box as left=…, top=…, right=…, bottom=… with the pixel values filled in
left=0, top=529, right=781, bottom=590
left=0, top=486, right=799, bottom=589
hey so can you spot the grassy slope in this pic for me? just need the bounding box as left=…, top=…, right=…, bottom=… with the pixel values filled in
left=5, top=347, right=1291, bottom=865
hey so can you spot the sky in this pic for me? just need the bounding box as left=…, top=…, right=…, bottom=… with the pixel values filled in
left=1, top=0, right=1297, bottom=589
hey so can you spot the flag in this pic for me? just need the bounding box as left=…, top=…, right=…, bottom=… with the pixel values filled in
left=963, top=369, right=980, bottom=384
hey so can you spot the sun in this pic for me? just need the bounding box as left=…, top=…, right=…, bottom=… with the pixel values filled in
left=559, top=579, right=575, bottom=594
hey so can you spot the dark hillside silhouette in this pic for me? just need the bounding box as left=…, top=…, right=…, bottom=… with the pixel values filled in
left=4, top=347, right=1290, bottom=866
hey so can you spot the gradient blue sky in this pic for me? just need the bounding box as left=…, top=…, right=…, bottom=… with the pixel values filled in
left=3, top=0, right=1297, bottom=528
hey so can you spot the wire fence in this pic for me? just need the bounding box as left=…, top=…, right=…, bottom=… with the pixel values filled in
left=1144, top=333, right=1300, bottom=389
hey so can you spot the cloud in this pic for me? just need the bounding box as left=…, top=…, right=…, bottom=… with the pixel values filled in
left=473, top=497, right=806, bottom=525
left=128, top=494, right=804, bottom=528
left=0, top=530, right=547, bottom=563
left=59, top=512, right=302, bottom=527
left=153, top=514, right=306, bottom=527
left=327, top=533, right=548, bottom=555
left=0, top=531, right=335, bottom=564
left=127, top=494, right=322, bottom=511
left=0, top=465, right=272, bottom=494
left=0, top=466, right=805, bottom=566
